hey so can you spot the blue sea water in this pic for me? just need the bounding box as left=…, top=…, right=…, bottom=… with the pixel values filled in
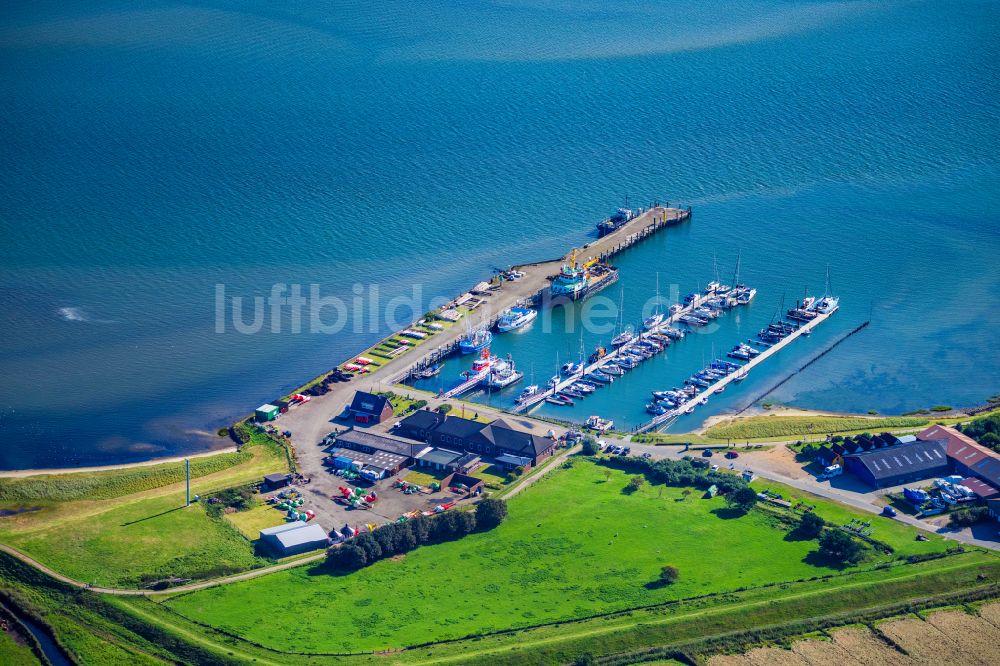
left=0, top=1, right=997, bottom=468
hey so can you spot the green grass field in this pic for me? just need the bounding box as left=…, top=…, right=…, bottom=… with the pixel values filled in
left=748, top=479, right=948, bottom=555
left=0, top=436, right=290, bottom=588
left=703, top=415, right=931, bottom=440
left=0, top=627, right=40, bottom=666
left=164, top=459, right=946, bottom=653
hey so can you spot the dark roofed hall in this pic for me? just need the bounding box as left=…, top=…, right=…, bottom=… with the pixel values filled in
left=431, top=415, right=488, bottom=441
left=396, top=409, right=446, bottom=442
left=333, top=428, right=427, bottom=459
left=479, top=422, right=554, bottom=460
left=844, top=439, right=950, bottom=488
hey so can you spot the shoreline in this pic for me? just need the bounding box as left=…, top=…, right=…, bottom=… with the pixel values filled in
left=0, top=445, right=238, bottom=479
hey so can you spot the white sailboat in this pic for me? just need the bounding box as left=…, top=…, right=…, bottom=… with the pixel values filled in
left=644, top=272, right=664, bottom=330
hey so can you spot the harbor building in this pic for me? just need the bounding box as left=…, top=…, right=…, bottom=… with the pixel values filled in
left=259, top=522, right=329, bottom=557
left=843, top=439, right=950, bottom=488
left=346, top=391, right=394, bottom=424
left=396, top=410, right=556, bottom=467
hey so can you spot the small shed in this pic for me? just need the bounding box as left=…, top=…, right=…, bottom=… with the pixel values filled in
left=496, top=453, right=533, bottom=469
left=256, top=404, right=280, bottom=422
left=442, top=472, right=485, bottom=496
left=263, top=473, right=291, bottom=490
left=259, top=523, right=329, bottom=556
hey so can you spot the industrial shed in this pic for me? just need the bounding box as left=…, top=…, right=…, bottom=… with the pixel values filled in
left=844, top=439, right=950, bottom=488
left=259, top=522, right=329, bottom=556
left=920, top=424, right=1000, bottom=490
left=326, top=447, right=408, bottom=481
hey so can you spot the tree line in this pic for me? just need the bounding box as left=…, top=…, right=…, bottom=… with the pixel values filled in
left=592, top=455, right=749, bottom=495
left=327, top=498, right=507, bottom=571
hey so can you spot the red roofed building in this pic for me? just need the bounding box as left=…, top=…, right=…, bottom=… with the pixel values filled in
left=918, top=424, right=1000, bottom=492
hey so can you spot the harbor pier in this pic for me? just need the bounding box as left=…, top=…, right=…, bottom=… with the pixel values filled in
left=634, top=308, right=836, bottom=433
left=510, top=290, right=715, bottom=414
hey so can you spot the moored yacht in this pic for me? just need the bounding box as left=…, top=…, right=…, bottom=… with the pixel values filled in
left=496, top=307, right=537, bottom=332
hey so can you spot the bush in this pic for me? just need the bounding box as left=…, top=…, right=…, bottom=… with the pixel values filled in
left=437, top=403, right=453, bottom=414
left=328, top=544, right=367, bottom=571
left=204, top=485, right=257, bottom=518
left=797, top=511, right=825, bottom=539
left=581, top=436, right=600, bottom=456
left=475, top=498, right=508, bottom=529
left=328, top=508, right=484, bottom=572
left=593, top=456, right=749, bottom=496
left=726, top=487, right=759, bottom=513
left=623, top=475, right=645, bottom=494
left=948, top=505, right=990, bottom=528
left=659, top=565, right=680, bottom=585
left=819, top=530, right=865, bottom=564
left=412, top=399, right=428, bottom=411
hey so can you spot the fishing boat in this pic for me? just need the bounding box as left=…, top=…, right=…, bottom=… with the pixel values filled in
left=596, top=206, right=635, bottom=236
left=463, top=351, right=500, bottom=377
left=496, top=307, right=537, bottom=332
left=550, top=249, right=619, bottom=301
left=458, top=328, right=492, bottom=354
left=483, top=356, right=523, bottom=389
left=584, top=415, right=614, bottom=432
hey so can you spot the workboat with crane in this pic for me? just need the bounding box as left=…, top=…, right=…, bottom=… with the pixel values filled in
left=550, top=249, right=619, bottom=302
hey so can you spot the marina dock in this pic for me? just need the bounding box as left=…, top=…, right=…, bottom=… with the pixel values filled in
left=634, top=308, right=835, bottom=433
left=510, top=291, right=716, bottom=414
left=393, top=204, right=692, bottom=385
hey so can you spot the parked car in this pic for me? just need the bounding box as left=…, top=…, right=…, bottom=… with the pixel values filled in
left=881, top=506, right=898, bottom=518
left=711, top=464, right=719, bottom=471
left=642, top=452, right=652, bottom=459
left=725, top=451, right=739, bottom=459
left=701, top=449, right=714, bottom=457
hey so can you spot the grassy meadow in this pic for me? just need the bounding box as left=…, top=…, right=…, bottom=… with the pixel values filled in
left=164, top=459, right=949, bottom=653
left=703, top=415, right=931, bottom=440
left=0, top=433, right=290, bottom=588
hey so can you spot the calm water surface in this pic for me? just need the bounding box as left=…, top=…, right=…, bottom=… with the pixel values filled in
left=0, top=1, right=997, bottom=468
